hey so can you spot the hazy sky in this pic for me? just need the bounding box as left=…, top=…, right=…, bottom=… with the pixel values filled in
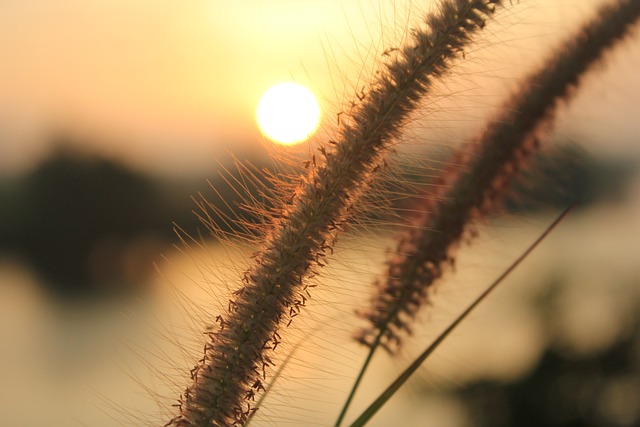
left=0, top=0, right=638, bottom=176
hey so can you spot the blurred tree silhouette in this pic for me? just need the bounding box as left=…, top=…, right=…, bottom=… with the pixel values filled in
left=0, top=137, right=280, bottom=299
left=0, top=143, right=175, bottom=298
left=454, top=277, right=640, bottom=427
left=503, top=144, right=639, bottom=212
left=0, top=138, right=636, bottom=300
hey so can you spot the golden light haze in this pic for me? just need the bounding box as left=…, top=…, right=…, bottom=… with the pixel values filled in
left=0, top=0, right=391, bottom=174
left=0, top=0, right=638, bottom=175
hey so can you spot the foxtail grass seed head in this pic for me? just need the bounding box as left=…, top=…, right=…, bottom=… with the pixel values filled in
left=356, top=0, right=640, bottom=353
left=168, top=1, right=503, bottom=425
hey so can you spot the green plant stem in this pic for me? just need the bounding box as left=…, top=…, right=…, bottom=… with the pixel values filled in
left=335, top=328, right=384, bottom=426
left=349, top=206, right=573, bottom=427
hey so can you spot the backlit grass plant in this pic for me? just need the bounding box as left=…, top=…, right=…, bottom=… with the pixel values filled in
left=162, top=0, right=640, bottom=426
left=343, top=0, right=640, bottom=422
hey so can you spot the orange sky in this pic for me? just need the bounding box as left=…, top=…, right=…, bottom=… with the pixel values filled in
left=0, top=0, right=638, bottom=176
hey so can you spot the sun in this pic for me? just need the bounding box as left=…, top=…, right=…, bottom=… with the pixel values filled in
left=256, top=82, right=321, bottom=145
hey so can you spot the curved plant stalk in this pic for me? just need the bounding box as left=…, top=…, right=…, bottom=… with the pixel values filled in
left=168, top=1, right=503, bottom=425
left=343, top=0, right=640, bottom=423
left=349, top=206, right=573, bottom=427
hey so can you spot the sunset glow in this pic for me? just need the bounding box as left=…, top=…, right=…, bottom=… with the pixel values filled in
left=256, top=83, right=321, bottom=145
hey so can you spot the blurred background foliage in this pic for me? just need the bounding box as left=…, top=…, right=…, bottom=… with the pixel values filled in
left=0, top=135, right=277, bottom=298
left=457, top=317, right=640, bottom=427
left=0, top=135, right=636, bottom=299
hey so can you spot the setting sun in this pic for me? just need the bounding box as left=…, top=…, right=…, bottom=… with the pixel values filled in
left=256, top=82, right=321, bottom=145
